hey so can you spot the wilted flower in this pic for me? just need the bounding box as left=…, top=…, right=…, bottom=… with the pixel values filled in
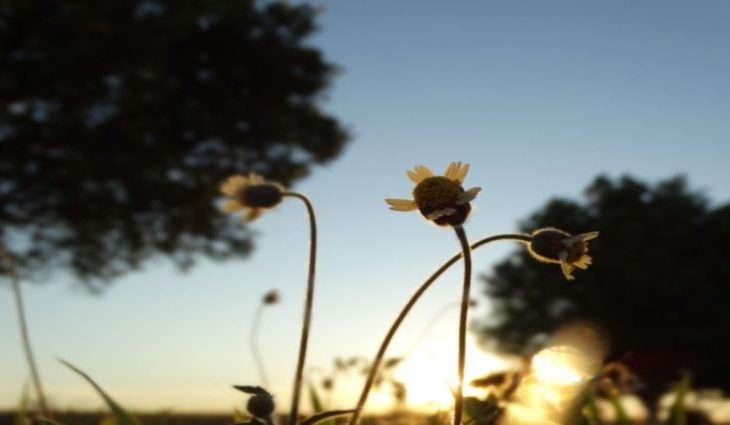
left=527, top=228, right=599, bottom=280
left=220, top=173, right=285, bottom=222
left=385, top=161, right=481, bottom=226
left=262, top=289, right=280, bottom=305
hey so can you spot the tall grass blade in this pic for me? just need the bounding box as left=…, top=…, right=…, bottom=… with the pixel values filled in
left=607, top=391, right=630, bottom=425
left=307, top=380, right=325, bottom=414
left=59, top=359, right=142, bottom=425
left=666, top=373, right=691, bottom=425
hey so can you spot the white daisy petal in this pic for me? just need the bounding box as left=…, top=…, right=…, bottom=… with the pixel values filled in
left=385, top=198, right=418, bottom=211
left=407, top=170, right=424, bottom=183
left=223, top=199, right=244, bottom=212
left=248, top=173, right=264, bottom=184
left=456, top=163, right=470, bottom=182
left=426, top=207, right=456, bottom=219
left=560, top=261, right=576, bottom=280
left=456, top=187, right=481, bottom=205
left=580, top=231, right=600, bottom=242
left=444, top=161, right=459, bottom=180
left=573, top=255, right=592, bottom=269
left=564, top=231, right=600, bottom=246
left=414, top=165, right=434, bottom=180
left=243, top=209, right=262, bottom=222
left=220, top=175, right=248, bottom=196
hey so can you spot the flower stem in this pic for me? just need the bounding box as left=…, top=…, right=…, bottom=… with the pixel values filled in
left=0, top=245, right=52, bottom=419
left=284, top=192, right=318, bottom=425
left=347, top=233, right=531, bottom=425
left=250, top=302, right=270, bottom=388
left=452, top=225, right=471, bottom=425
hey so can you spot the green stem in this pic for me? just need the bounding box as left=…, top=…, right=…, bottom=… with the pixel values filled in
left=250, top=302, right=269, bottom=388
left=452, top=225, right=471, bottom=425
left=284, top=192, right=318, bottom=425
left=347, top=233, right=531, bottom=425
left=0, top=245, right=52, bottom=419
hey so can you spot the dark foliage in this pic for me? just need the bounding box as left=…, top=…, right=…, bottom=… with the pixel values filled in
left=0, top=0, right=348, bottom=288
left=479, top=175, right=730, bottom=398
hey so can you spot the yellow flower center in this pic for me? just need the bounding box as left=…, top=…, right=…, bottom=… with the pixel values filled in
left=412, top=176, right=462, bottom=210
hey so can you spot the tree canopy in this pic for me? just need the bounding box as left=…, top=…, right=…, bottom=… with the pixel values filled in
left=479, top=175, right=730, bottom=397
left=0, top=0, right=348, bottom=288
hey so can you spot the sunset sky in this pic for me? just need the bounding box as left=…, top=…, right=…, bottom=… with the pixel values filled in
left=2, top=0, right=730, bottom=414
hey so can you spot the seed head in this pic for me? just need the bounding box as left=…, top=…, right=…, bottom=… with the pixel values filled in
left=247, top=393, right=275, bottom=418
left=262, top=290, right=280, bottom=305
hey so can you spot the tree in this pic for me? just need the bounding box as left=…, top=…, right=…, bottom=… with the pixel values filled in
left=0, top=0, right=348, bottom=288
left=478, top=175, right=730, bottom=402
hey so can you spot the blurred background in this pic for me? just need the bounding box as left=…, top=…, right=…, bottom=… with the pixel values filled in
left=2, top=0, right=730, bottom=423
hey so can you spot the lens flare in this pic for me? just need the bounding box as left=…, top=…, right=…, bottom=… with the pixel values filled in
left=501, top=323, right=607, bottom=425
left=532, top=345, right=594, bottom=385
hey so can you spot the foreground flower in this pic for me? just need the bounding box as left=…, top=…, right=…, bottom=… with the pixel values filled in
left=385, top=161, right=481, bottom=226
left=220, top=173, right=285, bottom=222
left=527, top=228, right=599, bottom=280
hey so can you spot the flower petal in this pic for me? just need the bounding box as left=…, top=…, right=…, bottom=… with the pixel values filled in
left=223, top=199, right=244, bottom=212
left=564, top=231, right=600, bottom=246
left=407, top=170, right=424, bottom=183
left=444, top=161, right=459, bottom=180
left=456, top=187, right=481, bottom=205
left=243, top=209, right=262, bottom=222
left=426, top=207, right=456, bottom=219
left=573, top=255, right=592, bottom=269
left=220, top=175, right=249, bottom=196
left=455, top=163, right=470, bottom=183
left=560, top=260, right=576, bottom=280
left=579, top=231, right=600, bottom=242
left=413, top=165, right=434, bottom=180
left=248, top=173, right=264, bottom=184
left=385, top=198, right=418, bottom=211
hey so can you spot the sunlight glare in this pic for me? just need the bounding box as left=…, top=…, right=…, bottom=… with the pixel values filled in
left=392, top=338, right=511, bottom=412
left=532, top=345, right=592, bottom=385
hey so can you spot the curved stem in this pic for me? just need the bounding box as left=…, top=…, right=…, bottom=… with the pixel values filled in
left=284, top=192, right=318, bottom=425
left=404, top=301, right=460, bottom=357
left=347, top=233, right=531, bottom=425
left=452, top=225, right=472, bottom=425
left=0, top=245, right=52, bottom=419
left=250, top=302, right=269, bottom=388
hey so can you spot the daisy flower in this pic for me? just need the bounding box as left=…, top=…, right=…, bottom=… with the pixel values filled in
left=220, top=173, right=285, bottom=222
left=527, top=227, right=599, bottom=280
left=385, top=161, right=481, bottom=226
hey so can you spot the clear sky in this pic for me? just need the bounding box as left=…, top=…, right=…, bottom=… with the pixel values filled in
left=3, top=0, right=730, bottom=415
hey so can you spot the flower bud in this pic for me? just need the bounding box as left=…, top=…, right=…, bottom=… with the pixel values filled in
left=262, top=289, right=280, bottom=305
left=527, top=227, right=599, bottom=280
left=247, top=393, right=275, bottom=418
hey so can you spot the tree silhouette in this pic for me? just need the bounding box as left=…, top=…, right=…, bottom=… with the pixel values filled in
left=0, top=0, right=348, bottom=288
left=478, top=175, right=730, bottom=404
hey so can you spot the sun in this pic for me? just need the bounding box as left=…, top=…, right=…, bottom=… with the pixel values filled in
left=391, top=337, right=513, bottom=412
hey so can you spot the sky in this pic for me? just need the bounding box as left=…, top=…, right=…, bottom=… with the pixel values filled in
left=2, top=0, right=730, bottom=416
